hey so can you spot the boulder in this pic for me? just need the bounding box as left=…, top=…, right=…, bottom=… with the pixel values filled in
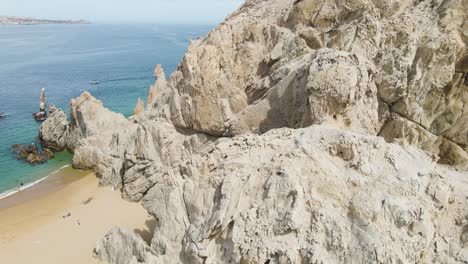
left=48, top=103, right=57, bottom=114
left=11, top=144, right=38, bottom=160
left=95, top=227, right=156, bottom=264
left=41, top=148, right=54, bottom=159
left=11, top=144, right=54, bottom=164
left=39, top=108, right=68, bottom=151
left=25, top=152, right=46, bottom=164
left=34, top=111, right=46, bottom=121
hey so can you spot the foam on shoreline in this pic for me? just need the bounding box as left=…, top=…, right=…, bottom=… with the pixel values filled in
left=0, top=164, right=71, bottom=200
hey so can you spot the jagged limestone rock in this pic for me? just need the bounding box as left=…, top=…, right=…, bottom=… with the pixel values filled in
left=133, top=98, right=145, bottom=122
left=39, top=92, right=132, bottom=173
left=39, top=87, right=46, bottom=112
left=48, top=103, right=57, bottom=115
left=94, top=125, right=468, bottom=264
left=34, top=87, right=47, bottom=121
left=95, top=227, right=157, bottom=264
left=37, top=0, right=468, bottom=263
left=147, top=65, right=166, bottom=110
left=379, top=113, right=468, bottom=170
left=39, top=108, right=68, bottom=151
left=143, top=0, right=467, bottom=168
left=65, top=91, right=130, bottom=151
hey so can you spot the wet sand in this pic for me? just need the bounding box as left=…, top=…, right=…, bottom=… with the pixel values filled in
left=0, top=167, right=152, bottom=264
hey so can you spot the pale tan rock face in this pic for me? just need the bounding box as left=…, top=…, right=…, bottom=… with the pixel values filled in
left=39, top=108, right=68, bottom=151
left=133, top=98, right=145, bottom=122
left=37, top=0, right=468, bottom=263
left=147, top=64, right=166, bottom=110
left=39, top=87, right=46, bottom=112
left=306, top=49, right=379, bottom=133
left=95, top=125, right=468, bottom=264
left=39, top=92, right=133, bottom=175
left=67, top=92, right=130, bottom=150
left=143, top=0, right=467, bottom=168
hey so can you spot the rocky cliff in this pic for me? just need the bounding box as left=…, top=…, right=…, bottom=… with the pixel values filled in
left=40, top=0, right=468, bottom=263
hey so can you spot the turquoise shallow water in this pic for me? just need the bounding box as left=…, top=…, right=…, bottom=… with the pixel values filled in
left=0, top=23, right=212, bottom=195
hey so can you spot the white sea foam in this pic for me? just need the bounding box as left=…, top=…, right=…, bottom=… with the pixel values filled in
left=0, top=164, right=71, bottom=200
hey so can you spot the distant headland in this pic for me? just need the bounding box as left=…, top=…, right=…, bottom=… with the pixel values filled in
left=0, top=16, right=90, bottom=25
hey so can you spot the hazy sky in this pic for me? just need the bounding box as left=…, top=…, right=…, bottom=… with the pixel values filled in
left=1, top=0, right=244, bottom=24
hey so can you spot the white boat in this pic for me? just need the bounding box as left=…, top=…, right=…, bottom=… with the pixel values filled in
left=89, top=80, right=100, bottom=84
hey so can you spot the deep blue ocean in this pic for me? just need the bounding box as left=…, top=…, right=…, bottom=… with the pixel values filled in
left=0, top=23, right=212, bottom=196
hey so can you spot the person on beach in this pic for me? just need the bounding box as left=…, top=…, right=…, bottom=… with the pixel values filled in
left=17, top=181, right=24, bottom=192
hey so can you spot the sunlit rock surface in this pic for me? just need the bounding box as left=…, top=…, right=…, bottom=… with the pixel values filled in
left=38, top=0, right=468, bottom=263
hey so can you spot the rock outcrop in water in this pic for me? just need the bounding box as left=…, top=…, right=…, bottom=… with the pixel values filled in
left=39, top=0, right=468, bottom=263
left=34, top=88, right=47, bottom=121
left=39, top=107, right=68, bottom=151
left=39, top=91, right=131, bottom=156
left=11, top=144, right=54, bottom=164
left=48, top=103, right=57, bottom=115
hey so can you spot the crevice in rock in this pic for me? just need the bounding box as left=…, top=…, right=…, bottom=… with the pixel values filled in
left=378, top=106, right=466, bottom=153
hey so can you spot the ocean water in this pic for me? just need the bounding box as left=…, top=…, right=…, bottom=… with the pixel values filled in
left=0, top=23, right=212, bottom=196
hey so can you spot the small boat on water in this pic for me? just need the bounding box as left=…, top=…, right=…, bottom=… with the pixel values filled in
left=89, top=80, right=100, bottom=85
left=0, top=112, right=9, bottom=119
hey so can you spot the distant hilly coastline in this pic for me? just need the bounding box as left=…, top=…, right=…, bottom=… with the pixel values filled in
left=0, top=16, right=90, bottom=25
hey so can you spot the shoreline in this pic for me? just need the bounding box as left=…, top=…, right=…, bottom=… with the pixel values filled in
left=0, top=165, right=90, bottom=210
left=0, top=166, right=151, bottom=263
left=0, top=164, right=72, bottom=201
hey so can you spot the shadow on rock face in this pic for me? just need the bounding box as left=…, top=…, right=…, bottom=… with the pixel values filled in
left=134, top=218, right=158, bottom=244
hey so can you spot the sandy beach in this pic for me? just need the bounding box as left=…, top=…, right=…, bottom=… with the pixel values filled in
left=0, top=167, right=152, bottom=264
